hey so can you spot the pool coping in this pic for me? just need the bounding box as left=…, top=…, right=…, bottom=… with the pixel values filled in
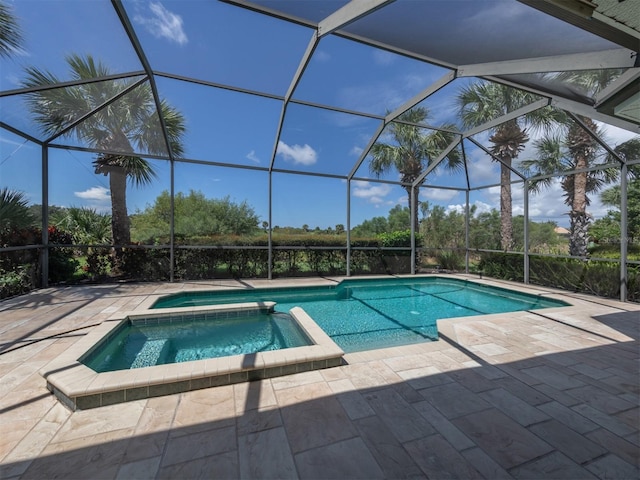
left=39, top=302, right=344, bottom=410
left=40, top=275, right=575, bottom=410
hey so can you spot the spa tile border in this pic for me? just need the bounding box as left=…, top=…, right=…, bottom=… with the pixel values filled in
left=40, top=303, right=344, bottom=410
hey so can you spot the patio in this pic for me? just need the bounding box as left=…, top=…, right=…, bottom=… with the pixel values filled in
left=0, top=275, right=638, bottom=479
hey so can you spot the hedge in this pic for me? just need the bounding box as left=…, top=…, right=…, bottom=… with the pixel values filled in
left=479, top=252, right=639, bottom=302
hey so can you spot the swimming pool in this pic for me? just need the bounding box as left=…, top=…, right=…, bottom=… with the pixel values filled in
left=82, top=311, right=313, bottom=373
left=152, top=277, right=568, bottom=353
left=41, top=303, right=343, bottom=410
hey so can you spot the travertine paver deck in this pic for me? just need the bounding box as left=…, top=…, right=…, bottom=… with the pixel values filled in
left=0, top=275, right=638, bottom=479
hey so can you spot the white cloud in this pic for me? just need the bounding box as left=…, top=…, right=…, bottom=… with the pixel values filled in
left=134, top=2, right=188, bottom=46
left=0, top=135, right=28, bottom=148
left=372, top=49, right=395, bottom=66
left=350, top=146, right=364, bottom=157
left=74, top=186, right=110, bottom=202
left=246, top=150, right=260, bottom=163
left=4, top=73, right=23, bottom=88
left=73, top=186, right=111, bottom=213
left=0, top=135, right=33, bottom=161
left=276, top=141, right=318, bottom=166
left=446, top=200, right=493, bottom=216
left=465, top=151, right=500, bottom=186
left=336, top=69, right=443, bottom=116
left=598, top=122, right=637, bottom=147
left=420, top=188, right=458, bottom=202
left=314, top=50, right=331, bottom=63
left=474, top=179, right=613, bottom=229
left=352, top=180, right=391, bottom=205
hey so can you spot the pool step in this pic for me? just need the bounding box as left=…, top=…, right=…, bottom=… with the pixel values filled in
left=131, top=339, right=169, bottom=368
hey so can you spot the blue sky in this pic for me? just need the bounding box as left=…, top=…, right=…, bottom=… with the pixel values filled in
left=1, top=0, right=636, bottom=230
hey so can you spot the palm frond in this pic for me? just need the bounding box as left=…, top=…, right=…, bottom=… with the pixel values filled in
left=0, top=188, right=35, bottom=231
left=0, top=1, right=22, bottom=57
left=610, top=137, right=640, bottom=167
left=520, top=134, right=566, bottom=178
left=556, top=69, right=625, bottom=96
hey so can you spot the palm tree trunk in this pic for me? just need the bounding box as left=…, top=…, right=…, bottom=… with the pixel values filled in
left=405, top=186, right=421, bottom=271
left=569, top=210, right=590, bottom=257
left=500, top=160, right=513, bottom=251
left=108, top=165, right=130, bottom=270
left=568, top=119, right=595, bottom=257
left=569, top=166, right=589, bottom=257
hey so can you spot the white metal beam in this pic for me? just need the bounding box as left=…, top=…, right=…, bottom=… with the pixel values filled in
left=551, top=97, right=640, bottom=133
left=517, top=0, right=639, bottom=51
left=595, top=68, right=640, bottom=107
left=412, top=138, right=461, bottom=187
left=385, top=71, right=456, bottom=123
left=486, top=74, right=640, bottom=132
left=318, top=0, right=395, bottom=37
left=348, top=122, right=386, bottom=179
left=270, top=33, right=319, bottom=171
left=458, top=48, right=636, bottom=77
left=285, top=34, right=318, bottom=102
left=466, top=137, right=526, bottom=181
left=566, top=111, right=625, bottom=164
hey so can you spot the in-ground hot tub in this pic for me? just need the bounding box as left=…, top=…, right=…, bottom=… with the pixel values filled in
left=40, top=302, right=343, bottom=410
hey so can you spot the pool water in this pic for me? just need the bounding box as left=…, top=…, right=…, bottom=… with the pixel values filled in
left=153, top=277, right=568, bottom=353
left=83, top=312, right=312, bottom=373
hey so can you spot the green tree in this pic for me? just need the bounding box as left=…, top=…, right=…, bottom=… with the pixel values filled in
left=387, top=205, right=410, bottom=232
left=351, top=215, right=389, bottom=237
left=131, top=190, right=260, bottom=241
left=600, top=183, right=640, bottom=244
left=596, top=140, right=640, bottom=244
left=22, top=54, right=186, bottom=268
left=469, top=209, right=501, bottom=250
left=422, top=204, right=466, bottom=249
left=590, top=215, right=621, bottom=245
left=512, top=216, right=561, bottom=253
left=51, top=207, right=111, bottom=244
left=369, top=107, right=461, bottom=234
left=27, top=204, right=67, bottom=227
left=0, top=1, right=22, bottom=58
left=457, top=81, right=557, bottom=250
left=519, top=71, right=624, bottom=257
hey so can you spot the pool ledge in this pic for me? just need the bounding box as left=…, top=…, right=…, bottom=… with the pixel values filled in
left=39, top=302, right=344, bottom=410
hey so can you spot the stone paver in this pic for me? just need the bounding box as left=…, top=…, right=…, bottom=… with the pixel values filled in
left=0, top=275, right=638, bottom=479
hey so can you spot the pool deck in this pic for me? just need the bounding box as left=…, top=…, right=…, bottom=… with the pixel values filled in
left=0, top=274, right=638, bottom=479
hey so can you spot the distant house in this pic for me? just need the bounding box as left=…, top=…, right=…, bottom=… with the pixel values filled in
left=554, top=227, right=570, bottom=236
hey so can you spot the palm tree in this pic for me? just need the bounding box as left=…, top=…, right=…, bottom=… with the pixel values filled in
left=520, top=70, right=624, bottom=256
left=0, top=0, right=22, bottom=58
left=22, top=54, right=186, bottom=268
left=457, top=81, right=558, bottom=250
left=52, top=206, right=112, bottom=245
left=369, top=107, right=461, bottom=235
left=0, top=188, right=35, bottom=232
left=521, top=129, right=617, bottom=256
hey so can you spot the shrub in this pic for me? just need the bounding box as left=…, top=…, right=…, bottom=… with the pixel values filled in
left=435, top=250, right=463, bottom=271
left=0, top=265, right=34, bottom=299
left=478, top=253, right=524, bottom=281
left=84, top=247, right=113, bottom=280
left=479, top=253, right=639, bottom=302
left=120, top=247, right=170, bottom=281
left=378, top=229, right=421, bottom=248
left=47, top=226, right=78, bottom=284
